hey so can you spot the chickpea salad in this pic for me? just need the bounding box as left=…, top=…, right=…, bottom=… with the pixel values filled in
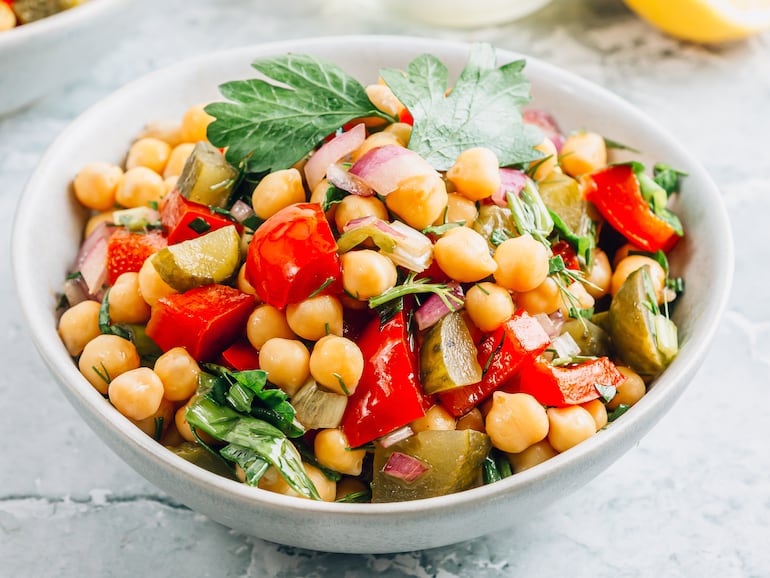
left=58, top=43, right=686, bottom=503
left=0, top=0, right=86, bottom=31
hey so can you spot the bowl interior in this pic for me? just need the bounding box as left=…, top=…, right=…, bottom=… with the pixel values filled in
left=11, top=35, right=733, bottom=553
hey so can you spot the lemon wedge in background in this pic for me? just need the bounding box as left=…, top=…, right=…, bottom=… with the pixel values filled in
left=623, top=0, right=770, bottom=43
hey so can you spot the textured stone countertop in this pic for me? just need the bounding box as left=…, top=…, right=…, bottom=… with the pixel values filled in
left=2, top=0, right=769, bottom=576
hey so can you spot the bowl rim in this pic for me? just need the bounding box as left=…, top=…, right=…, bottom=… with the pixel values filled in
left=11, top=34, right=734, bottom=519
left=0, top=0, right=131, bottom=47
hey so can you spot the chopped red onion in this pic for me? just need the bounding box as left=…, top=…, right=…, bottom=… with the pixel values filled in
left=326, top=163, right=375, bottom=197
left=230, top=199, right=254, bottom=223
left=382, top=451, right=429, bottom=483
left=490, top=168, right=528, bottom=207
left=349, top=144, right=437, bottom=196
left=523, top=108, right=565, bottom=151
left=551, top=332, right=581, bottom=359
left=378, top=425, right=414, bottom=449
left=534, top=311, right=564, bottom=338
left=339, top=217, right=433, bottom=272
left=62, top=277, right=91, bottom=307
left=304, top=123, right=366, bottom=191
left=415, top=282, right=464, bottom=331
left=75, top=223, right=113, bottom=296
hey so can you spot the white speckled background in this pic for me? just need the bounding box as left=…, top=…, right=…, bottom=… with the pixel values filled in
left=2, top=0, right=769, bottom=576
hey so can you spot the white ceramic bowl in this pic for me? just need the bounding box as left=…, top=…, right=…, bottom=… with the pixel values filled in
left=12, top=35, right=732, bottom=554
left=0, top=0, right=132, bottom=116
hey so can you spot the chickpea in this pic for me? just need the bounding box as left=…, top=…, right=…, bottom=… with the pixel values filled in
left=163, top=176, right=178, bottom=196
left=385, top=172, right=448, bottom=231
left=529, top=138, right=559, bottom=181
left=108, top=272, right=151, bottom=324
left=485, top=392, right=549, bottom=453
left=180, top=104, right=214, bottom=144
left=258, top=463, right=336, bottom=502
left=507, top=439, right=558, bottom=473
left=174, top=398, right=216, bottom=444
left=246, top=304, right=295, bottom=351
left=433, top=227, right=497, bottom=283
left=163, top=142, right=196, bottom=179
left=383, top=122, right=412, bottom=146
left=309, top=335, right=364, bottom=396
left=351, top=131, right=401, bottom=162
left=137, top=121, right=184, bottom=148
left=465, top=282, right=514, bottom=332
left=365, top=83, right=405, bottom=118
left=334, top=195, right=388, bottom=232
left=78, top=334, right=141, bottom=394
left=559, top=280, right=595, bottom=319
left=132, top=398, right=175, bottom=439
left=251, top=168, right=306, bottom=220
left=581, top=399, right=608, bottom=431
left=108, top=367, right=164, bottom=421
left=607, top=366, right=646, bottom=409
left=115, top=166, right=165, bottom=209
left=436, top=193, right=478, bottom=228
left=585, top=248, right=612, bottom=299
left=137, top=258, right=177, bottom=306
left=446, top=147, right=501, bottom=201
left=410, top=405, right=456, bottom=433
left=126, top=137, right=171, bottom=174
left=314, top=428, right=366, bottom=476
left=58, top=300, right=102, bottom=357
left=235, top=263, right=257, bottom=296
left=493, top=233, right=550, bottom=293
left=456, top=407, right=486, bottom=433
left=84, top=212, right=115, bottom=238
left=73, top=162, right=123, bottom=211
left=259, top=338, right=310, bottom=396
left=559, top=131, right=607, bottom=177
left=546, top=405, right=597, bottom=452
left=154, top=347, right=201, bottom=402
left=515, top=277, right=562, bottom=316
left=612, top=243, right=643, bottom=268
left=285, top=295, right=343, bottom=341
left=340, top=249, right=397, bottom=300
left=610, top=256, right=667, bottom=302
left=0, top=3, right=17, bottom=31
left=335, top=477, right=369, bottom=501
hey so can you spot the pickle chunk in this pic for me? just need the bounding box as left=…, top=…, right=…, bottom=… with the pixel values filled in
left=176, top=141, right=238, bottom=208
left=420, top=311, right=482, bottom=394
left=371, top=429, right=491, bottom=502
left=151, top=225, right=241, bottom=292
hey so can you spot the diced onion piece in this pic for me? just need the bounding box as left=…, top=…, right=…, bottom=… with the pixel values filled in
left=349, top=144, right=437, bottom=197
left=304, top=123, right=366, bottom=191
left=523, top=108, right=564, bottom=151
left=534, top=312, right=562, bottom=338
left=415, top=282, right=464, bottom=331
left=490, top=168, right=527, bottom=208
left=326, top=163, right=375, bottom=197
left=292, top=379, right=347, bottom=430
left=230, top=199, right=254, bottom=223
left=76, top=222, right=113, bottom=295
left=551, top=332, right=581, bottom=360
left=338, top=217, right=433, bottom=272
left=381, top=451, right=429, bottom=482
left=62, top=277, right=91, bottom=308
left=378, top=425, right=414, bottom=449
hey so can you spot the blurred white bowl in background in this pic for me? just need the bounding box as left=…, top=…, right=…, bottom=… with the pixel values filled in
left=383, top=0, right=553, bottom=28
left=0, top=0, right=132, bottom=116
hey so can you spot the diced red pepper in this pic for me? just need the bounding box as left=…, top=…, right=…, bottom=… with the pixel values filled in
left=161, top=189, right=242, bottom=246
left=582, top=164, right=680, bottom=253
left=145, top=284, right=254, bottom=362
left=218, top=338, right=261, bottom=371
left=245, top=203, right=342, bottom=310
left=341, top=311, right=428, bottom=448
left=106, top=228, right=167, bottom=285
left=437, top=311, right=550, bottom=417
left=513, top=355, right=625, bottom=407
left=551, top=239, right=580, bottom=270
left=398, top=108, right=414, bottom=126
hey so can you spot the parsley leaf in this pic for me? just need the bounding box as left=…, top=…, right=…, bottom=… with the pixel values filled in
left=380, top=43, right=543, bottom=171
left=205, top=54, right=394, bottom=174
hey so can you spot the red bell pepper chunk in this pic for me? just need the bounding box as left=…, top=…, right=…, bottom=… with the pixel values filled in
left=438, top=311, right=550, bottom=418
left=582, top=164, right=681, bottom=253
left=398, top=108, right=414, bottom=126
left=514, top=355, right=625, bottom=407
left=161, top=189, right=242, bottom=246
left=106, top=228, right=167, bottom=285
left=245, top=203, right=342, bottom=310
left=145, top=284, right=254, bottom=362
left=218, top=338, right=261, bottom=371
left=341, top=311, right=428, bottom=448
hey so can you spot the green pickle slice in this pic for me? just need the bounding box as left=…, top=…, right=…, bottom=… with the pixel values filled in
left=419, top=311, right=482, bottom=394
left=151, top=225, right=241, bottom=292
